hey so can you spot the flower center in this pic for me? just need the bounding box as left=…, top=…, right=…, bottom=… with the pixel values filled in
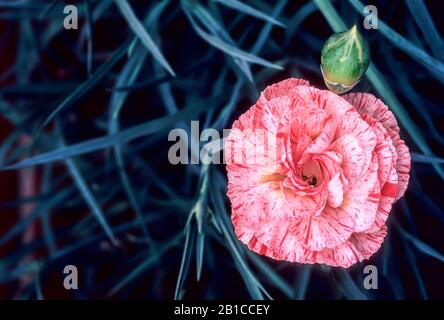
left=301, top=159, right=321, bottom=187
left=302, top=174, right=317, bottom=186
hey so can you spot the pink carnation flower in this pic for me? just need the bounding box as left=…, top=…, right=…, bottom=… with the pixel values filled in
left=225, top=78, right=410, bottom=268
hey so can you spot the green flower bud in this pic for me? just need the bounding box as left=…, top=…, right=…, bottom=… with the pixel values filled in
left=321, top=25, right=370, bottom=94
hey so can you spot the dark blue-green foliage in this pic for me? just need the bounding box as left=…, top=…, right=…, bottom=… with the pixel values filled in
left=0, top=0, right=443, bottom=299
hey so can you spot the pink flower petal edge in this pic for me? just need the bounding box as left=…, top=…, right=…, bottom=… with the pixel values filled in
left=226, top=78, right=411, bottom=268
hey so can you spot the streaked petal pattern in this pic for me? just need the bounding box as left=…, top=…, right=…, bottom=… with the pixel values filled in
left=226, top=78, right=410, bottom=268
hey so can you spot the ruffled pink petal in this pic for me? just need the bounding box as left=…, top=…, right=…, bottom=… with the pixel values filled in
left=289, top=205, right=355, bottom=251
left=317, top=225, right=387, bottom=268
left=280, top=186, right=327, bottom=218
left=393, top=137, right=410, bottom=200
left=352, top=225, right=388, bottom=259
left=360, top=114, right=397, bottom=185
left=344, top=92, right=410, bottom=200
left=260, top=78, right=310, bottom=102
left=366, top=167, right=398, bottom=233
left=226, top=80, right=410, bottom=269
left=300, top=115, right=337, bottom=160
left=327, top=173, right=344, bottom=208
left=344, top=93, right=399, bottom=136
left=316, top=241, right=364, bottom=268
left=329, top=134, right=365, bottom=186
left=251, top=222, right=309, bottom=262
left=340, top=153, right=380, bottom=232
left=295, top=86, right=354, bottom=118
left=335, top=111, right=377, bottom=181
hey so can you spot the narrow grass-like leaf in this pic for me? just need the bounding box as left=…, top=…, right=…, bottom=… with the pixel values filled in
left=185, top=3, right=253, bottom=81
left=0, top=94, right=220, bottom=170
left=399, top=227, right=444, bottom=263
left=41, top=164, right=57, bottom=257
left=108, top=32, right=150, bottom=240
left=293, top=265, right=312, bottom=300
left=404, top=240, right=428, bottom=299
left=0, top=188, right=72, bottom=247
left=247, top=251, right=293, bottom=298
left=83, top=0, right=93, bottom=76
left=405, top=0, right=444, bottom=61
left=347, top=0, right=444, bottom=83
left=251, top=0, right=288, bottom=54
left=382, top=46, right=444, bottom=146
left=64, top=153, right=116, bottom=243
left=0, top=261, right=40, bottom=285
left=411, top=153, right=444, bottom=164
left=210, top=174, right=267, bottom=299
left=196, top=232, right=205, bottom=282
left=382, top=234, right=405, bottom=299
left=174, top=223, right=195, bottom=300
left=114, top=0, right=175, bottom=76
left=109, top=234, right=182, bottom=296
left=336, top=270, right=367, bottom=300
left=36, top=39, right=130, bottom=135
left=285, top=1, right=316, bottom=44
left=183, top=7, right=282, bottom=70
left=213, top=0, right=284, bottom=27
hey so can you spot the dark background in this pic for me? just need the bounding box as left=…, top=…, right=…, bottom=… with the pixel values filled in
left=0, top=0, right=443, bottom=299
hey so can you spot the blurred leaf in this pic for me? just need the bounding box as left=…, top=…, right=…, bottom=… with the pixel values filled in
left=404, top=240, right=428, bottom=299
left=347, top=0, right=444, bottom=84
left=114, top=0, right=175, bottom=76
left=210, top=172, right=269, bottom=299
left=293, top=265, right=312, bottom=300
left=174, top=222, right=195, bottom=300
left=212, top=0, right=285, bottom=27
left=335, top=270, right=367, bottom=300
left=247, top=251, right=293, bottom=298
left=405, top=0, right=444, bottom=61
left=109, top=234, right=182, bottom=296
left=182, top=4, right=282, bottom=71
left=196, top=232, right=205, bottom=282
left=64, top=151, right=116, bottom=243
left=411, top=153, right=444, bottom=164
left=184, top=2, right=253, bottom=81
left=0, top=94, right=221, bottom=170
left=36, top=40, right=130, bottom=135
left=400, top=227, right=444, bottom=263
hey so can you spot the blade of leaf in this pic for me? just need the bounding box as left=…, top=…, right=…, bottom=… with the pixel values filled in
left=196, top=232, right=205, bottom=282
left=404, top=240, right=428, bottom=299
left=64, top=152, right=116, bottom=243
left=36, top=39, right=130, bottom=135
left=399, top=227, right=444, bottom=263
left=114, top=0, right=175, bottom=76
left=405, top=0, right=444, bottom=61
left=108, top=234, right=182, bottom=296
left=212, top=0, right=284, bottom=27
left=336, top=269, right=367, bottom=300
left=293, top=265, right=312, bottom=300
left=411, top=153, right=444, bottom=164
left=174, top=223, right=195, bottom=300
left=182, top=7, right=282, bottom=70
left=0, top=94, right=221, bottom=170
left=347, top=0, right=444, bottom=84
left=247, top=251, right=293, bottom=298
